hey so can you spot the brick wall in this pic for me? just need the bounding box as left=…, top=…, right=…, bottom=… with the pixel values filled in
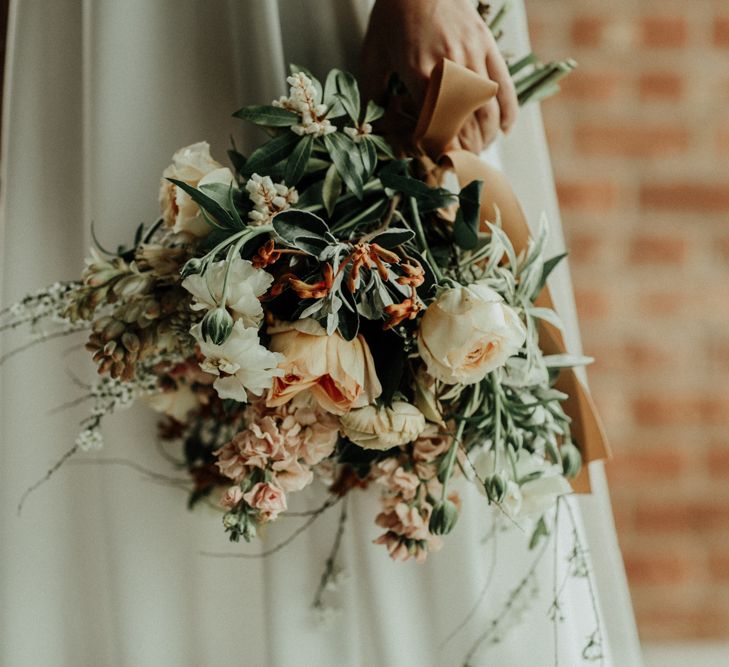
left=525, top=0, right=729, bottom=641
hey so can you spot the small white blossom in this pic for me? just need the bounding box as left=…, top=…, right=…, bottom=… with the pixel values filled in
left=192, top=320, right=284, bottom=403
left=76, top=427, right=104, bottom=451
left=245, top=173, right=298, bottom=226
left=475, top=448, right=571, bottom=522
left=182, top=256, right=273, bottom=326
left=343, top=123, right=373, bottom=143
left=273, top=72, right=336, bottom=138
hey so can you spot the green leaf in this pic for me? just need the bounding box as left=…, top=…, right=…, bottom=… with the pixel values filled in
left=528, top=516, right=549, bottom=550
left=227, top=146, right=247, bottom=175
left=243, top=131, right=300, bottom=176
left=543, top=354, right=594, bottom=369
left=335, top=70, right=361, bottom=123
left=359, top=138, right=377, bottom=179
left=369, top=228, right=415, bottom=250
left=364, top=100, right=385, bottom=124
left=233, top=105, right=299, bottom=127
left=337, top=287, right=360, bottom=340
left=284, top=135, right=314, bottom=186
left=167, top=178, right=235, bottom=229
left=379, top=161, right=455, bottom=212
left=452, top=180, right=483, bottom=250
left=535, top=252, right=568, bottom=296
left=529, top=306, right=564, bottom=331
left=322, top=163, right=342, bottom=217
left=272, top=209, right=332, bottom=256
left=323, top=132, right=365, bottom=199
left=367, top=134, right=395, bottom=159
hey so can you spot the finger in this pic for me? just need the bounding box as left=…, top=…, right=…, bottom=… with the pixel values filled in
left=458, top=116, right=485, bottom=154
left=485, top=47, right=518, bottom=132
left=475, top=99, right=500, bottom=149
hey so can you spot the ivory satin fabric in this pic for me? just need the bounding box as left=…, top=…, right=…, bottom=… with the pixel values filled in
left=0, top=1, right=643, bottom=665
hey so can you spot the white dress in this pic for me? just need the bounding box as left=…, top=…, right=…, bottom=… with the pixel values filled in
left=0, top=1, right=643, bottom=665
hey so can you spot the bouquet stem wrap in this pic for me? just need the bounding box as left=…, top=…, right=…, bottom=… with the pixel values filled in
left=414, top=59, right=609, bottom=492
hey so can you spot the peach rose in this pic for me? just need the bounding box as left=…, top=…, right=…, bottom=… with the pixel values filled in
left=243, top=482, right=287, bottom=522
left=417, top=282, right=526, bottom=385
left=220, top=485, right=244, bottom=510
left=266, top=319, right=382, bottom=415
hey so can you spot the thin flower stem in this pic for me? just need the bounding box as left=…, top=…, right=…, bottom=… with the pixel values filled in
left=200, top=495, right=341, bottom=559
left=440, top=419, right=466, bottom=501
left=17, top=443, right=79, bottom=516
left=407, top=196, right=445, bottom=283
left=312, top=496, right=349, bottom=609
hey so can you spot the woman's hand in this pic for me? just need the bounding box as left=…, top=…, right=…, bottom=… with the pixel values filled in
left=360, top=0, right=518, bottom=152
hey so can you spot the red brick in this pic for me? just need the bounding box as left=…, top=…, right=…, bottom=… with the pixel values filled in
left=629, top=235, right=688, bottom=264
left=570, top=16, right=605, bottom=47
left=623, top=342, right=672, bottom=370
left=709, top=551, right=729, bottom=580
left=641, top=16, right=689, bottom=48
left=624, top=552, right=693, bottom=585
left=718, top=126, right=729, bottom=155
left=573, top=288, right=611, bottom=319
left=575, top=125, right=689, bottom=157
left=632, top=397, right=729, bottom=427
left=640, top=184, right=729, bottom=212
left=714, top=18, right=729, bottom=47
left=555, top=180, right=619, bottom=211
left=565, top=233, right=602, bottom=264
left=607, top=450, right=687, bottom=485
left=636, top=606, right=729, bottom=640
left=635, top=502, right=729, bottom=532
left=637, top=290, right=692, bottom=317
left=707, top=447, right=729, bottom=479
left=638, top=72, right=684, bottom=101
left=560, top=70, right=621, bottom=100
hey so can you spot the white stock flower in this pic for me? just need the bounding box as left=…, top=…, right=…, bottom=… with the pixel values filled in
left=417, top=281, right=526, bottom=385
left=159, top=141, right=235, bottom=237
left=343, top=123, right=372, bottom=143
left=245, top=173, right=298, bottom=225
left=193, top=320, right=284, bottom=403
left=339, top=401, right=426, bottom=450
left=475, top=448, right=571, bottom=522
left=182, top=256, right=273, bottom=326
left=273, top=72, right=336, bottom=137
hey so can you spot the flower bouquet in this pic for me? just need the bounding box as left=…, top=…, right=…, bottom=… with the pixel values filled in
left=3, top=11, right=605, bottom=570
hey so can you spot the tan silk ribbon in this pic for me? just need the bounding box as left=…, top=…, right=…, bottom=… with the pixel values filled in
left=414, top=59, right=609, bottom=492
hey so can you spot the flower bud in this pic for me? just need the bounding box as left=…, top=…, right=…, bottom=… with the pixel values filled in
left=560, top=443, right=582, bottom=479
left=181, top=258, right=203, bottom=279
left=429, top=499, right=459, bottom=536
left=200, top=307, right=234, bottom=345
left=484, top=473, right=508, bottom=504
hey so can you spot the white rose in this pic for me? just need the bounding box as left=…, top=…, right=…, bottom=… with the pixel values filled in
left=417, top=282, right=526, bottom=385
left=146, top=384, right=199, bottom=422
left=159, top=141, right=234, bottom=237
left=193, top=320, right=284, bottom=403
left=182, top=256, right=272, bottom=326
left=475, top=448, right=571, bottom=521
left=339, top=401, right=426, bottom=450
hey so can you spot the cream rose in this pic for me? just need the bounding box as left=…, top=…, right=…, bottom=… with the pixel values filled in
left=417, top=282, right=526, bottom=385
left=266, top=319, right=382, bottom=416
left=159, top=141, right=234, bottom=237
left=339, top=401, right=426, bottom=450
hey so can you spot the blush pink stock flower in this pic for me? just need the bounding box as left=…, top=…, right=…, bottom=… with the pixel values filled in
left=220, top=485, right=244, bottom=510
left=243, top=482, right=287, bottom=522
